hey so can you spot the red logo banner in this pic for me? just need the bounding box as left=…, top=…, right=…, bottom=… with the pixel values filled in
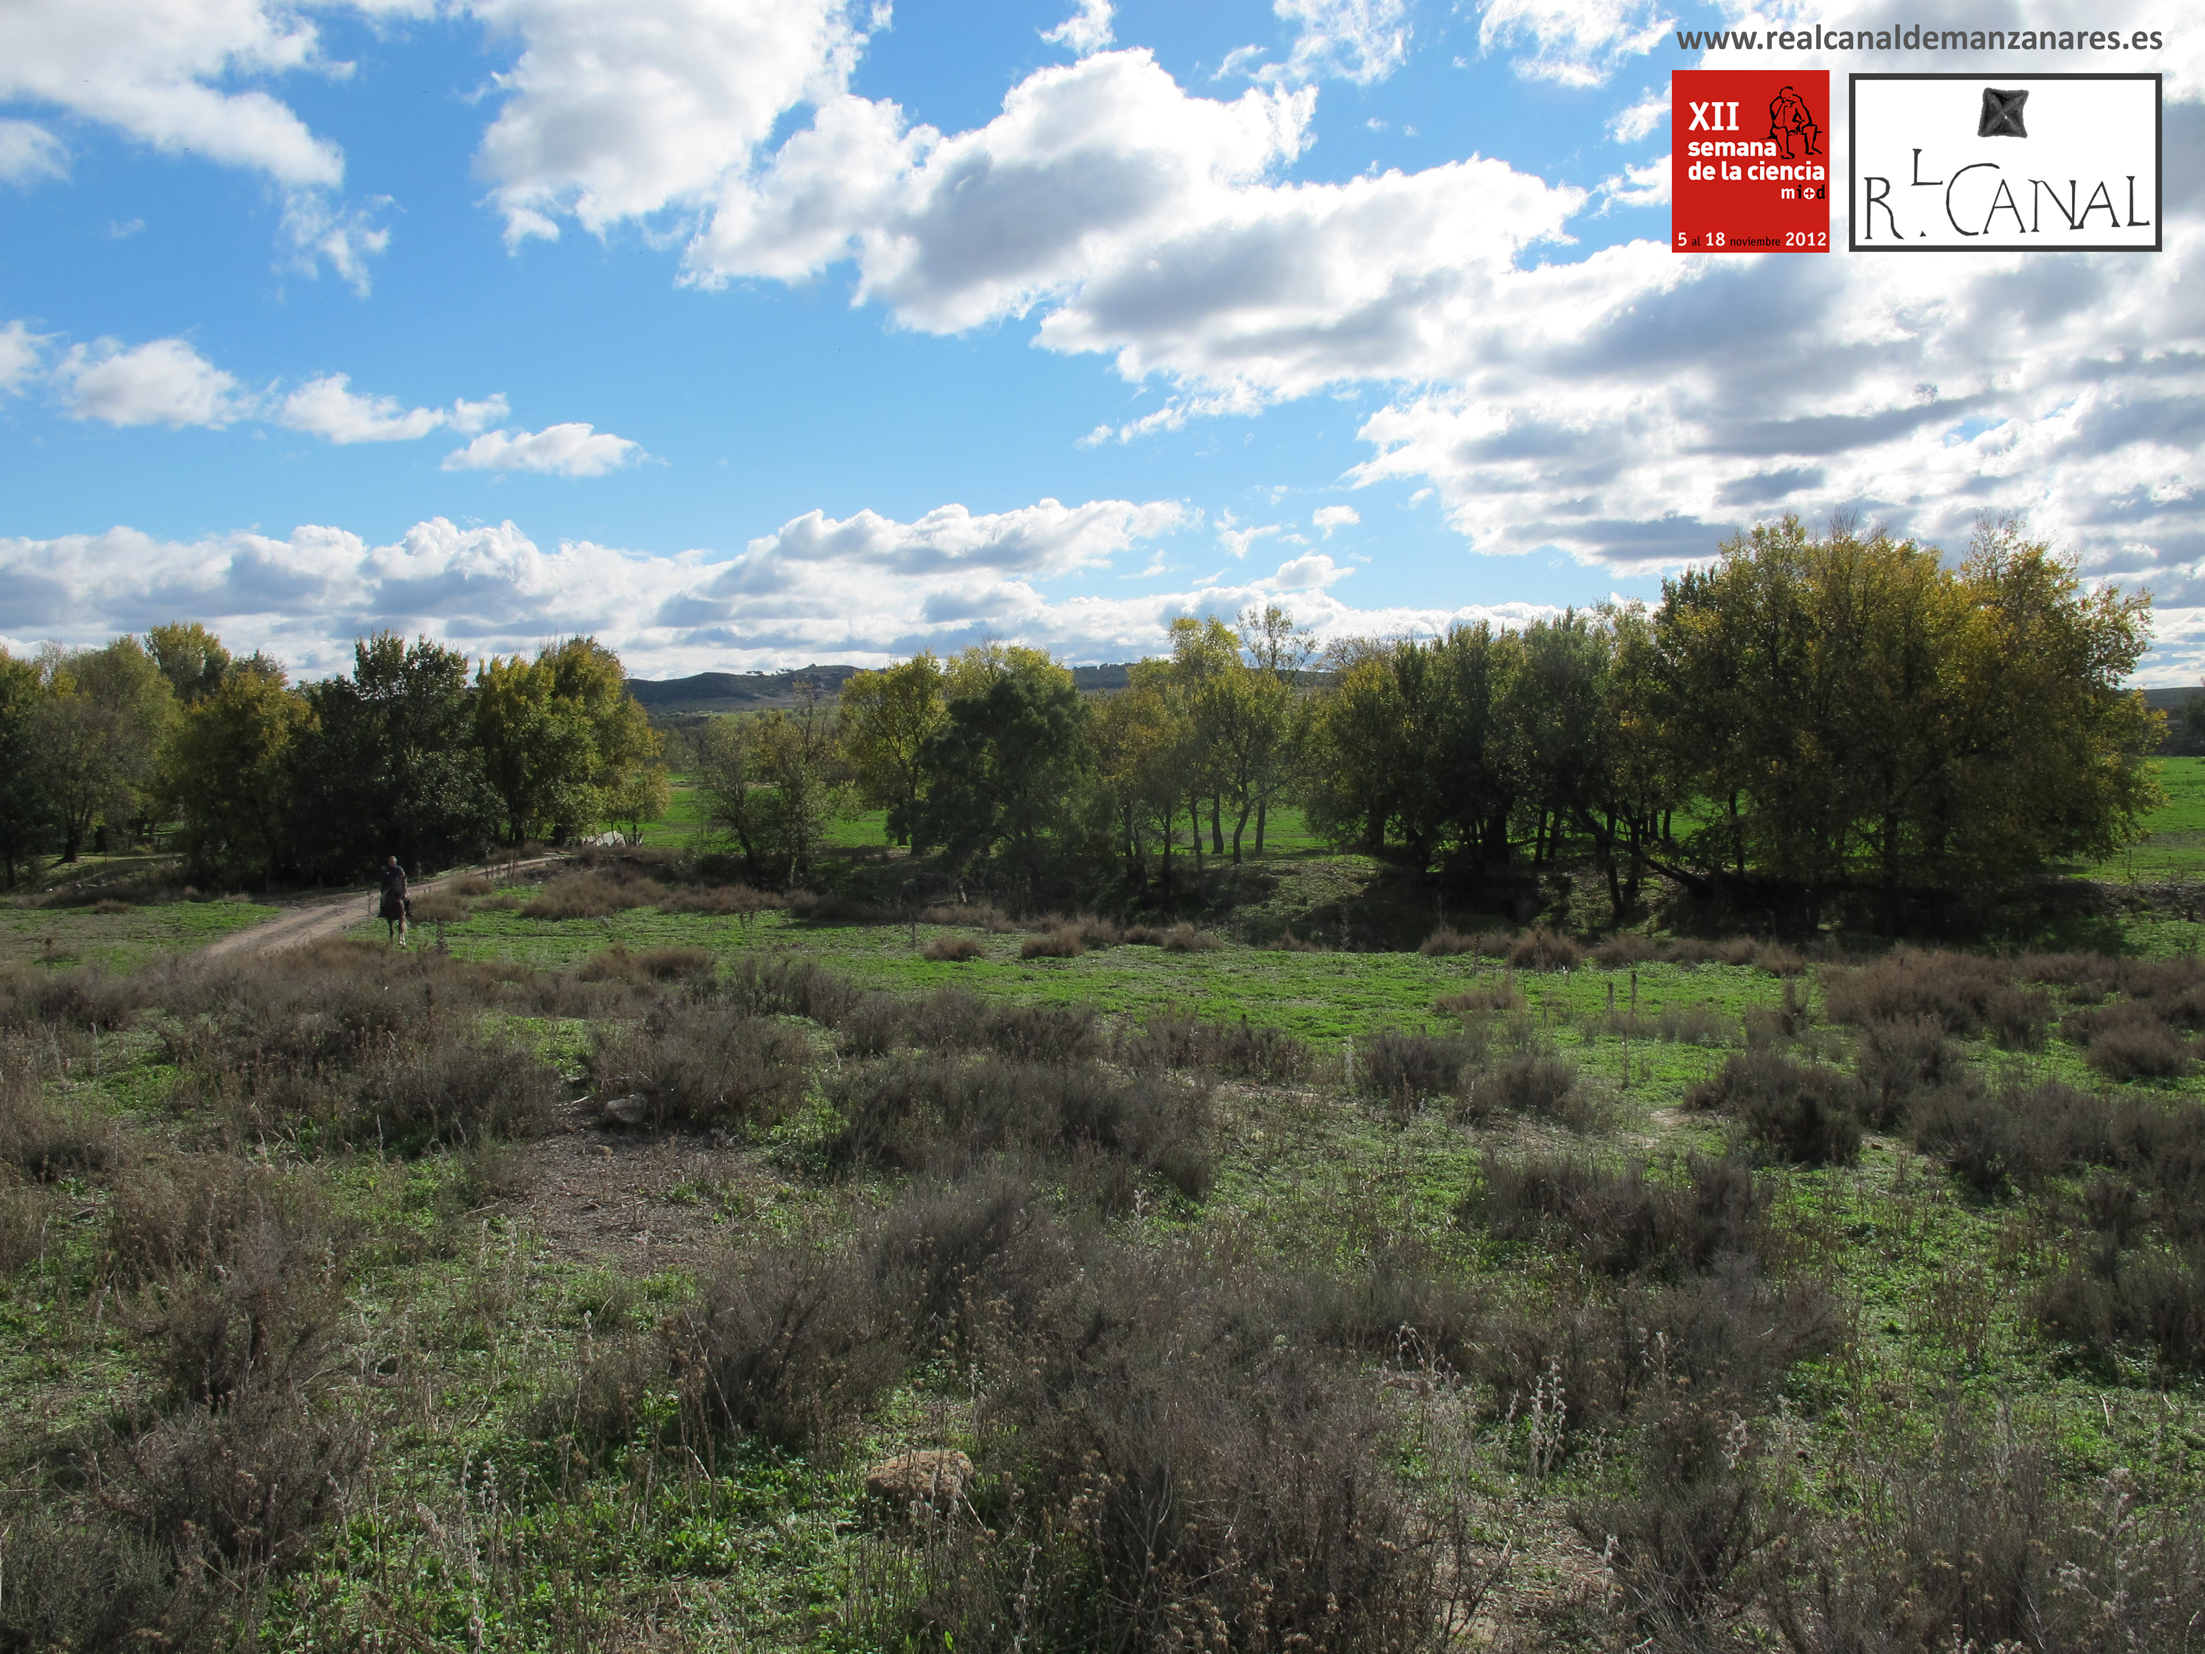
left=1672, top=69, right=1832, bottom=252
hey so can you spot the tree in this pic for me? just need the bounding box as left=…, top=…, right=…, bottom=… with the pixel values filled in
left=916, top=654, right=1103, bottom=908
left=31, top=637, right=175, bottom=861
left=691, top=716, right=765, bottom=870
left=166, top=658, right=312, bottom=885
left=474, top=637, right=661, bottom=844
left=1235, top=604, right=1315, bottom=853
left=0, top=649, right=52, bottom=888
left=839, top=654, right=947, bottom=845
left=1649, top=515, right=2159, bottom=924
left=749, top=698, right=849, bottom=881
left=146, top=621, right=233, bottom=706
left=291, top=633, right=499, bottom=878
left=607, top=763, right=673, bottom=843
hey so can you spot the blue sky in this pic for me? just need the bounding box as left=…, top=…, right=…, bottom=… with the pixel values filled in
left=0, top=0, right=2197, bottom=679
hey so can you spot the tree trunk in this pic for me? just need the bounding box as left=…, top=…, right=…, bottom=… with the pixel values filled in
left=1255, top=795, right=1268, bottom=854
left=1231, top=796, right=1254, bottom=864
left=1210, top=796, right=1224, bottom=855
left=1189, top=792, right=1204, bottom=871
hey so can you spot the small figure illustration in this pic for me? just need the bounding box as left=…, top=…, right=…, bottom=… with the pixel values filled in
left=1978, top=87, right=2029, bottom=138
left=1768, top=85, right=1822, bottom=159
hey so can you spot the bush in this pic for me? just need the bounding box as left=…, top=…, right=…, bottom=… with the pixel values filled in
left=1691, top=1051, right=1862, bottom=1165
left=1117, top=1011, right=1316, bottom=1084
left=672, top=1230, right=907, bottom=1448
left=1356, top=1029, right=1476, bottom=1103
left=923, top=933, right=985, bottom=963
left=523, top=869, right=668, bottom=920
left=1435, top=976, right=1525, bottom=1016
left=1483, top=1053, right=1588, bottom=1125
left=354, top=1027, right=563, bottom=1146
left=2071, top=1004, right=2193, bottom=1081
left=1019, top=926, right=1085, bottom=960
left=1419, top=925, right=1478, bottom=956
left=826, top=1055, right=1211, bottom=1199
left=1851, top=1015, right=1954, bottom=1129
left=0, top=1041, right=121, bottom=1180
left=1822, top=948, right=2011, bottom=1035
left=1159, top=922, right=1223, bottom=953
left=659, top=882, right=784, bottom=916
left=1658, top=1001, right=1735, bottom=1046
left=577, top=943, right=715, bottom=982
left=1466, top=1152, right=1765, bottom=1279
left=589, top=1001, right=812, bottom=1132
left=1509, top=928, right=1583, bottom=971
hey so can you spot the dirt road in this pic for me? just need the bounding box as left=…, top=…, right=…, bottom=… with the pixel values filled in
left=197, top=856, right=567, bottom=960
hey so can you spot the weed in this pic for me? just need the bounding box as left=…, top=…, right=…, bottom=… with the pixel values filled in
left=1690, top=1051, right=1862, bottom=1165
left=1159, top=922, right=1223, bottom=953
left=1509, top=928, right=1584, bottom=971
left=577, top=942, right=715, bottom=982
left=922, top=934, right=985, bottom=963
left=523, top=869, right=668, bottom=920
left=1019, top=927, right=1086, bottom=960
left=589, top=1001, right=812, bottom=1132
left=1435, top=976, right=1525, bottom=1016
left=1851, top=1015, right=1955, bottom=1129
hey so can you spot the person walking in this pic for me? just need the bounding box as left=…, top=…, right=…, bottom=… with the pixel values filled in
left=379, top=854, right=411, bottom=946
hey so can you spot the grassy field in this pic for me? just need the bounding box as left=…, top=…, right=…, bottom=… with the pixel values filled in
left=5, top=843, right=2205, bottom=1651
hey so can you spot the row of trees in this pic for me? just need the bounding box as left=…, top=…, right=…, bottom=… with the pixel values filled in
left=770, top=517, right=2155, bottom=919
left=0, top=626, right=668, bottom=887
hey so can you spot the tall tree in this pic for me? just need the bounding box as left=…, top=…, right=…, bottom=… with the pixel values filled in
left=839, top=653, right=947, bottom=846
left=916, top=653, right=1103, bottom=908
left=474, top=637, right=661, bottom=843
left=0, top=649, right=52, bottom=888
left=166, top=657, right=312, bottom=885
left=291, top=633, right=499, bottom=878
left=31, top=637, right=175, bottom=861
left=146, top=621, right=233, bottom=706
left=1235, top=604, right=1315, bottom=853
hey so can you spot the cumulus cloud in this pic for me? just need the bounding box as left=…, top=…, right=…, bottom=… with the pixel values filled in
left=1041, top=0, right=1114, bottom=55
left=1239, top=0, right=1412, bottom=87
left=0, top=321, right=44, bottom=396
left=56, top=336, right=245, bottom=427
left=1606, top=89, right=1666, bottom=142
left=0, top=506, right=1550, bottom=679
left=0, top=118, right=67, bottom=185
left=443, top=423, right=644, bottom=476
left=1311, top=504, right=1359, bottom=535
left=1477, top=0, right=1672, bottom=85
left=276, top=376, right=509, bottom=443
left=472, top=0, right=871, bottom=245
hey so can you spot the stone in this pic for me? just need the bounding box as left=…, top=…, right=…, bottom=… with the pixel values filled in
left=864, top=1448, right=974, bottom=1515
left=600, top=1093, right=648, bottom=1126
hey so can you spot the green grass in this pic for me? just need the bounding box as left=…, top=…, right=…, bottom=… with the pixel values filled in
left=2077, top=756, right=2205, bottom=882
left=0, top=890, right=279, bottom=969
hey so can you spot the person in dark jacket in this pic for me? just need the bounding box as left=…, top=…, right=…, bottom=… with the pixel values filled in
left=379, top=854, right=410, bottom=946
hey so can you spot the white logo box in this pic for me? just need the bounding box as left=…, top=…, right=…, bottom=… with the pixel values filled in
left=1849, top=73, right=2161, bottom=252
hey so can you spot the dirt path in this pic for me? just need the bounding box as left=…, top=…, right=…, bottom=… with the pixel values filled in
left=198, top=855, right=568, bottom=960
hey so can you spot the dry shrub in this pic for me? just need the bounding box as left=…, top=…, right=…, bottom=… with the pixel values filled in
left=923, top=933, right=985, bottom=963
left=1019, top=927, right=1085, bottom=960
left=578, top=942, right=715, bottom=982
left=1481, top=1052, right=1593, bottom=1127
left=1753, top=942, right=1808, bottom=976
left=1594, top=933, right=1662, bottom=966
left=1159, top=921, right=1222, bottom=953
left=1356, top=1029, right=1477, bottom=1103
left=354, top=1027, right=563, bottom=1146
left=1117, top=1011, right=1316, bottom=1084
left=445, top=873, right=498, bottom=898
left=1465, top=1152, right=1765, bottom=1279
left=726, top=953, right=869, bottom=1025
left=1276, top=927, right=1327, bottom=952
left=1435, top=976, right=1525, bottom=1016
left=1690, top=1051, right=1862, bottom=1165
left=786, top=890, right=889, bottom=923
left=0, top=964, right=135, bottom=1031
left=2033, top=1246, right=2205, bottom=1371
left=826, top=1055, right=1211, bottom=1199
left=523, top=869, right=668, bottom=920
left=1908, top=1080, right=2096, bottom=1196
left=590, top=1000, right=812, bottom=1132
left=405, top=888, right=469, bottom=925
left=0, top=1040, right=122, bottom=1180
left=1508, top=928, right=1583, bottom=971
left=660, top=882, right=784, bottom=916
left=106, top=1156, right=336, bottom=1287
left=0, top=1180, right=54, bottom=1273
left=673, top=1230, right=908, bottom=1449
left=1419, top=926, right=1478, bottom=956
left=91, top=897, right=134, bottom=915
left=1822, top=948, right=2011, bottom=1035
left=2066, top=1002, right=2194, bottom=1081
left=1658, top=1001, right=1735, bottom=1046
left=1765, top=1402, right=2205, bottom=1654
left=1851, top=1015, right=1954, bottom=1129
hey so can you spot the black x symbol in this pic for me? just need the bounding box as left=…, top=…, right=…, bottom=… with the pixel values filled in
left=1978, top=87, right=2029, bottom=138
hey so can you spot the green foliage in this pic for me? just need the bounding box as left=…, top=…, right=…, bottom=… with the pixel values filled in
left=31, top=635, right=176, bottom=862
left=0, top=648, right=53, bottom=888
left=475, top=636, right=663, bottom=844
left=838, top=654, right=946, bottom=844
left=164, top=657, right=311, bottom=884
left=291, top=632, right=501, bottom=877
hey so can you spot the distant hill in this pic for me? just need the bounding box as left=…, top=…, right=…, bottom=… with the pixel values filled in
left=627, top=661, right=1135, bottom=715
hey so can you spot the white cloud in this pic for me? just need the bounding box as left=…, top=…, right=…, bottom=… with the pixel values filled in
left=1312, top=504, right=1359, bottom=535
left=1607, top=89, right=1666, bottom=142
left=472, top=0, right=871, bottom=245
left=0, top=118, right=66, bottom=185
left=1218, top=514, right=1283, bottom=559
left=1597, top=158, right=1667, bottom=209
left=0, top=321, right=45, bottom=396
left=1262, top=0, right=1411, bottom=86
left=276, top=375, right=509, bottom=443
left=1477, top=0, right=1673, bottom=86
left=1041, top=0, right=1114, bottom=55
left=0, top=504, right=1552, bottom=679
left=0, top=0, right=342, bottom=188
left=56, top=336, right=245, bottom=427
left=443, top=423, right=644, bottom=476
